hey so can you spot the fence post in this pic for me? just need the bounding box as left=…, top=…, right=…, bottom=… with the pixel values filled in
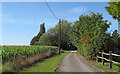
left=109, top=51, right=112, bottom=69
left=102, top=50, right=104, bottom=65
left=96, top=56, right=98, bottom=62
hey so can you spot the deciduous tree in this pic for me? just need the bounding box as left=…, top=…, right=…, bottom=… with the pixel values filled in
left=69, top=12, right=111, bottom=59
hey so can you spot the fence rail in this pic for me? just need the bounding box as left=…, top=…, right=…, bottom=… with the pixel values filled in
left=98, top=52, right=120, bottom=56
left=97, top=50, right=120, bottom=69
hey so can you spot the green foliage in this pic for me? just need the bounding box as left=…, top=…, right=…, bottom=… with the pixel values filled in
left=105, top=30, right=119, bottom=52
left=70, top=12, right=111, bottom=59
left=118, top=37, right=120, bottom=50
left=104, top=33, right=114, bottom=52
left=111, top=30, right=119, bottom=49
left=2, top=46, right=58, bottom=62
left=38, top=27, right=58, bottom=46
left=38, top=20, right=76, bottom=50
left=0, top=46, right=1, bottom=59
left=105, top=1, right=120, bottom=22
left=30, top=23, right=46, bottom=45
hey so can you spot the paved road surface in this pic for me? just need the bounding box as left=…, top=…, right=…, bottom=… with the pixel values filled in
left=57, top=52, right=98, bottom=72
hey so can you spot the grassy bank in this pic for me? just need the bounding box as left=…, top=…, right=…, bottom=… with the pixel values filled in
left=92, top=62, right=120, bottom=72
left=18, top=51, right=69, bottom=72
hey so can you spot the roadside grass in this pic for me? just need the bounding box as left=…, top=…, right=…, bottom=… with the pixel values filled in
left=18, top=51, right=69, bottom=72
left=92, top=62, right=120, bottom=72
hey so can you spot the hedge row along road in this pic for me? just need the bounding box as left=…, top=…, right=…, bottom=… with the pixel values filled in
left=2, top=46, right=58, bottom=63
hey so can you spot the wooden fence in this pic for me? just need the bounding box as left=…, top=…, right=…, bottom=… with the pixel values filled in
left=97, top=50, right=120, bottom=69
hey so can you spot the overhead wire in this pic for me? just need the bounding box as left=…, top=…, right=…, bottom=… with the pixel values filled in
left=45, top=0, right=58, bottom=20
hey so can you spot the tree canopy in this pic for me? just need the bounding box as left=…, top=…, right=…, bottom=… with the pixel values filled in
left=105, top=0, right=120, bottom=23
left=69, top=12, right=111, bottom=59
left=38, top=20, right=76, bottom=50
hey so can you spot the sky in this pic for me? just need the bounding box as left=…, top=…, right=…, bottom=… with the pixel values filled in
left=1, top=0, right=110, bottom=2
left=1, top=2, right=119, bottom=45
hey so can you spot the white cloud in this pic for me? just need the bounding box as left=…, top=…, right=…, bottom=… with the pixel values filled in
left=70, top=7, right=88, bottom=13
left=7, top=18, right=16, bottom=23
left=2, top=14, right=58, bottom=32
left=0, top=13, right=1, bottom=17
left=44, top=21, right=58, bottom=31
left=65, top=17, right=79, bottom=23
left=69, top=17, right=79, bottom=21
left=3, top=15, right=41, bottom=26
left=2, top=14, right=58, bottom=27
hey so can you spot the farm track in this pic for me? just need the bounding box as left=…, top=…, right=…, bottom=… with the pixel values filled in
left=57, top=52, right=98, bottom=72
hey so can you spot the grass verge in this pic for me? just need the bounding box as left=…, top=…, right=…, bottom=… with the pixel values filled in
left=18, top=51, right=69, bottom=72
left=92, top=62, right=120, bottom=72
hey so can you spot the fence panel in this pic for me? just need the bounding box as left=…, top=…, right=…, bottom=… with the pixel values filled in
left=97, top=51, right=120, bottom=69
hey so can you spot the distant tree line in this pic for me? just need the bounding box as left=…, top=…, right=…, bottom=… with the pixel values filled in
left=30, top=20, right=76, bottom=50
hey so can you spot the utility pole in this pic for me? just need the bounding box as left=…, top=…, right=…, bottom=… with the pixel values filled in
left=58, top=19, right=61, bottom=55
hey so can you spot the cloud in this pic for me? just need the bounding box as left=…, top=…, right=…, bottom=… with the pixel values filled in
left=64, top=17, right=79, bottom=23
left=2, top=14, right=58, bottom=32
left=6, top=18, right=17, bottom=23
left=2, top=15, right=41, bottom=26
left=70, top=7, right=88, bottom=13
left=44, top=21, right=58, bottom=31
left=0, top=13, right=1, bottom=17
left=2, top=14, right=58, bottom=27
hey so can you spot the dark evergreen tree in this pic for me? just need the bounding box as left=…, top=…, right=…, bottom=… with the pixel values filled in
left=30, top=23, right=45, bottom=45
left=111, top=30, right=119, bottom=50
left=119, top=37, right=120, bottom=50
